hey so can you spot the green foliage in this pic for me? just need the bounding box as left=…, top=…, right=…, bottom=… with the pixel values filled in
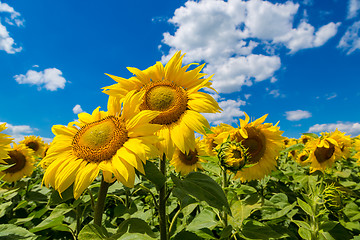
left=1, top=143, right=360, bottom=240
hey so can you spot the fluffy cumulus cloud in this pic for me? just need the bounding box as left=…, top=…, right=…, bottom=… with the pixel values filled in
left=338, top=21, right=360, bottom=54
left=308, top=122, right=360, bottom=137
left=72, top=104, right=83, bottom=114
left=0, top=2, right=23, bottom=53
left=347, top=0, right=360, bottom=19
left=14, top=68, right=67, bottom=91
left=0, top=122, right=34, bottom=143
left=161, top=0, right=340, bottom=94
left=285, top=110, right=312, bottom=121
left=202, top=98, right=245, bottom=125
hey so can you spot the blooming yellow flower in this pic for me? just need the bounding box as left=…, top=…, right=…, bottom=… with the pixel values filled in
left=40, top=91, right=161, bottom=199
left=170, top=138, right=207, bottom=175
left=305, top=130, right=349, bottom=173
left=103, top=51, right=221, bottom=158
left=0, top=143, right=35, bottom=182
left=19, top=135, right=45, bottom=157
left=202, top=123, right=233, bottom=156
left=353, top=138, right=360, bottom=164
left=0, top=123, right=13, bottom=160
left=223, top=113, right=284, bottom=181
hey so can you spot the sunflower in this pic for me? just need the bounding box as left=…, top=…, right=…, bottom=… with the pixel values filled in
left=295, top=151, right=309, bottom=166
left=283, top=137, right=297, bottom=147
left=19, top=135, right=45, bottom=157
left=299, top=134, right=313, bottom=145
left=222, top=113, right=284, bottom=182
left=305, top=131, right=346, bottom=173
left=170, top=138, right=207, bottom=175
left=353, top=138, right=360, bottom=164
left=103, top=51, right=221, bottom=158
left=0, top=123, right=13, bottom=160
left=0, top=143, right=35, bottom=182
left=218, top=140, right=248, bottom=173
left=40, top=91, right=161, bottom=199
left=202, top=123, right=233, bottom=156
left=331, top=129, right=352, bottom=160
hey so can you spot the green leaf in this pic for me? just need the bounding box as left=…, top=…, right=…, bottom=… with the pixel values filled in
left=0, top=164, right=15, bottom=172
left=186, top=209, right=219, bottom=232
left=171, top=172, right=231, bottom=214
left=298, top=226, right=312, bottom=240
left=292, top=220, right=311, bottom=230
left=203, top=126, right=214, bottom=134
left=297, top=198, right=314, bottom=216
left=117, top=218, right=157, bottom=238
left=78, top=224, right=109, bottom=240
left=0, top=202, right=12, bottom=218
left=241, top=220, right=283, bottom=239
left=233, top=185, right=257, bottom=195
left=220, top=225, right=233, bottom=239
left=172, top=187, right=197, bottom=209
left=302, top=133, right=318, bottom=138
left=30, top=203, right=72, bottom=233
left=229, top=200, right=261, bottom=227
left=116, top=232, right=155, bottom=240
left=143, top=161, right=166, bottom=189
left=49, top=184, right=74, bottom=205
left=319, top=221, right=338, bottom=232
left=173, top=231, right=202, bottom=240
left=0, top=224, right=37, bottom=240
left=262, top=201, right=297, bottom=220
left=283, top=143, right=305, bottom=152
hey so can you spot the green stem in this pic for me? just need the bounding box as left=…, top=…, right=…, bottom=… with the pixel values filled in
left=76, top=205, right=81, bottom=236
left=168, top=208, right=181, bottom=237
left=93, top=176, right=110, bottom=226
left=139, top=184, right=159, bottom=209
left=222, top=170, right=228, bottom=227
left=159, top=154, right=168, bottom=240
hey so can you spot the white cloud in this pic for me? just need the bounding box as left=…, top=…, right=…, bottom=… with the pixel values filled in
left=347, top=0, right=360, bottom=19
left=202, top=98, right=245, bottom=125
left=161, top=0, right=339, bottom=94
left=338, top=21, right=360, bottom=54
left=308, top=122, right=360, bottom=137
left=0, top=122, right=34, bottom=143
left=0, top=2, right=23, bottom=53
left=274, top=21, right=341, bottom=53
left=73, top=104, right=83, bottom=114
left=269, top=89, right=281, bottom=98
left=326, top=93, right=337, bottom=100
left=206, top=54, right=281, bottom=93
left=14, top=68, right=67, bottom=91
left=285, top=110, right=312, bottom=121
left=0, top=22, right=22, bottom=53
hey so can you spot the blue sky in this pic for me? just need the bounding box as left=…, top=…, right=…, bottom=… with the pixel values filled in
left=1, top=0, right=360, bottom=142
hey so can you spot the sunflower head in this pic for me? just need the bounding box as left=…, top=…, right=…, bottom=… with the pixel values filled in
left=170, top=138, right=207, bottom=175
left=202, top=123, right=234, bottom=156
left=40, top=91, right=161, bottom=199
left=19, top=135, right=45, bottom=157
left=305, top=132, right=344, bottom=173
left=231, top=113, right=284, bottom=181
left=218, top=140, right=249, bottom=173
left=0, top=143, right=35, bottom=182
left=323, top=183, right=347, bottom=215
left=0, top=123, right=13, bottom=160
left=103, top=51, right=222, bottom=158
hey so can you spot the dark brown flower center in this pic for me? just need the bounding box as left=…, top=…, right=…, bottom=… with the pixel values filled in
left=178, top=149, right=199, bottom=166
left=3, top=150, right=27, bottom=173
left=26, top=141, right=39, bottom=152
left=314, top=142, right=335, bottom=163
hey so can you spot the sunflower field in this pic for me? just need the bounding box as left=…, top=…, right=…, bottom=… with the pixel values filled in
left=1, top=52, right=360, bottom=240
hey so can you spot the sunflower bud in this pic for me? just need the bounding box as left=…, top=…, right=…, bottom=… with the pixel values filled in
left=218, top=140, right=249, bottom=173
